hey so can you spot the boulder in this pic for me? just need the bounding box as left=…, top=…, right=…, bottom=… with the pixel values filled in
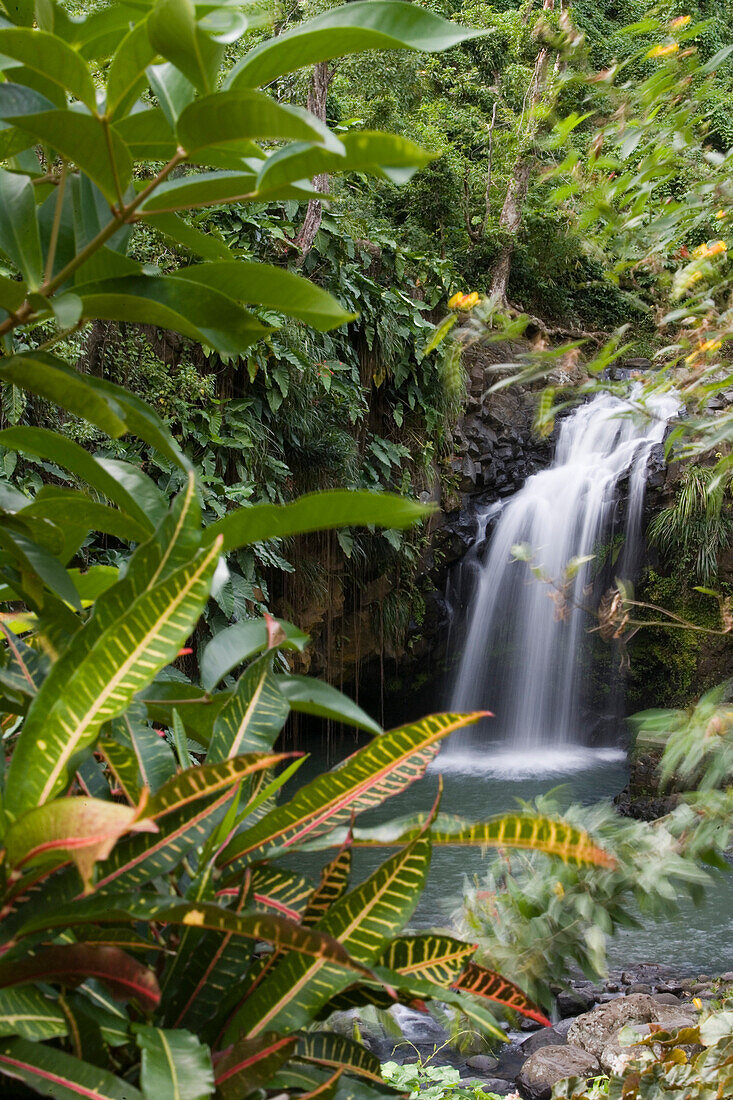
left=600, top=1026, right=656, bottom=1075
left=516, top=1045, right=600, bottom=1100
left=567, top=995, right=697, bottom=1062
left=520, top=1024, right=570, bottom=1056
left=556, top=988, right=595, bottom=1017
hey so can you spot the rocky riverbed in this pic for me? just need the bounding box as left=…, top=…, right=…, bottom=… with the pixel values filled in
left=339, top=964, right=733, bottom=1099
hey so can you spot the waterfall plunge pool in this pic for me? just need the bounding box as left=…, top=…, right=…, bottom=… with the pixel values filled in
left=282, top=735, right=733, bottom=975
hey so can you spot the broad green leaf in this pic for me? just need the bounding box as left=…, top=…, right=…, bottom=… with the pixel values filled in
left=0, top=167, right=42, bottom=287
left=141, top=680, right=231, bottom=746
left=218, top=712, right=485, bottom=867
left=200, top=617, right=308, bottom=692
left=138, top=171, right=258, bottom=214
left=100, top=706, right=177, bottom=801
left=19, top=490, right=149, bottom=556
left=0, top=82, right=58, bottom=160
left=226, top=1, right=484, bottom=88
left=176, top=90, right=343, bottom=158
left=4, top=796, right=157, bottom=890
left=4, top=537, right=220, bottom=816
left=74, top=273, right=269, bottom=357
left=224, top=836, right=430, bottom=1038
left=148, top=0, right=223, bottom=94
left=94, top=457, right=167, bottom=526
left=0, top=526, right=82, bottom=610
left=0, top=1037, right=144, bottom=1099
left=0, top=355, right=127, bottom=438
left=105, top=18, right=156, bottom=118
left=11, top=109, right=132, bottom=204
left=0, top=945, right=160, bottom=1011
left=135, top=1025, right=214, bottom=1100
left=256, top=131, right=436, bottom=192
left=144, top=211, right=234, bottom=261
left=277, top=675, right=381, bottom=735
left=214, top=1034, right=298, bottom=1100
left=294, top=1034, right=383, bottom=1084
left=171, top=262, right=355, bottom=331
left=0, top=28, right=97, bottom=110
left=0, top=427, right=156, bottom=532
left=147, top=63, right=195, bottom=127
left=114, top=105, right=177, bottom=160
left=0, top=987, right=67, bottom=1041
left=206, top=490, right=431, bottom=552
left=0, top=634, right=49, bottom=699
left=206, top=656, right=290, bottom=763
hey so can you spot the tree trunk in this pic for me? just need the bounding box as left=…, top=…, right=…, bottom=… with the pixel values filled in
left=295, top=61, right=333, bottom=263
left=488, top=0, right=554, bottom=301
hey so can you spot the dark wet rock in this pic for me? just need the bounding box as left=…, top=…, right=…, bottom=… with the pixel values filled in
left=653, top=993, right=682, bottom=1006
left=520, top=1024, right=570, bottom=1056
left=557, top=988, right=596, bottom=1017
left=517, top=1045, right=600, bottom=1100
left=465, top=1055, right=499, bottom=1074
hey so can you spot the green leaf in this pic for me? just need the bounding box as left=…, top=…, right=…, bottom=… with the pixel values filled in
left=4, top=796, right=156, bottom=889
left=276, top=675, right=381, bottom=735
left=256, top=131, right=436, bottom=192
left=4, top=537, right=220, bottom=816
left=105, top=18, right=157, bottom=119
left=247, top=866, right=314, bottom=921
left=206, top=490, right=431, bottom=552
left=226, top=1, right=484, bottom=89
left=378, top=934, right=476, bottom=985
left=100, top=707, right=177, bottom=801
left=0, top=427, right=156, bottom=533
left=214, top=1034, right=298, bottom=1100
left=19, top=490, right=149, bottom=553
left=0, top=987, right=67, bottom=1041
left=0, top=167, right=42, bottom=288
left=218, top=712, right=484, bottom=866
left=0, top=354, right=127, bottom=438
left=74, top=273, right=269, bottom=357
left=138, top=171, right=258, bottom=213
left=171, top=262, right=356, bottom=331
left=200, top=617, right=308, bottom=692
left=0, top=1037, right=144, bottom=1099
left=206, top=656, right=290, bottom=764
left=176, top=90, right=343, bottom=158
left=0, top=526, right=82, bottom=610
left=0, top=28, right=97, bottom=110
left=11, top=110, right=132, bottom=205
left=0, top=945, right=160, bottom=1012
left=454, top=962, right=550, bottom=1026
left=115, top=105, right=178, bottom=161
left=148, top=0, right=223, bottom=95
left=144, top=212, right=234, bottom=261
left=147, top=63, right=195, bottom=127
left=135, top=1025, right=214, bottom=1100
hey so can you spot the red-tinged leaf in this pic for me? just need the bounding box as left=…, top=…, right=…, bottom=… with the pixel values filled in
left=4, top=797, right=158, bottom=892
left=16, top=896, right=376, bottom=982
left=215, top=1033, right=298, bottom=1099
left=378, top=934, right=477, bottom=986
left=263, top=612, right=286, bottom=649
left=219, top=712, right=488, bottom=867
left=453, top=962, right=550, bottom=1026
left=246, top=866, right=314, bottom=921
left=0, top=945, right=160, bottom=1012
left=301, top=1068, right=342, bottom=1100
left=0, top=1037, right=143, bottom=1099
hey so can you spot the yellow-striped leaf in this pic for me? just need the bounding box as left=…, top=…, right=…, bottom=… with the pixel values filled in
left=4, top=535, right=220, bottom=816
left=453, top=962, right=551, bottom=1027
left=206, top=657, right=290, bottom=764
left=301, top=841, right=352, bottom=927
left=218, top=712, right=486, bottom=868
left=378, top=934, right=476, bottom=986
left=215, top=1033, right=298, bottom=1100
left=294, top=1033, right=383, bottom=1084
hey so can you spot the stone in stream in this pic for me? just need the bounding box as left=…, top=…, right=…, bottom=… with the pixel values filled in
left=516, top=1045, right=600, bottom=1100
left=556, top=988, right=595, bottom=1017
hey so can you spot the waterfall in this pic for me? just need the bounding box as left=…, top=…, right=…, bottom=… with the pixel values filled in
left=447, top=391, right=680, bottom=759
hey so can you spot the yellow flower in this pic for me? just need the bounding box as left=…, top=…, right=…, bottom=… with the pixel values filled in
left=716, top=210, right=727, bottom=220
left=700, top=339, right=722, bottom=352
left=693, top=997, right=703, bottom=1009
left=448, top=292, right=464, bottom=309
left=553, top=881, right=565, bottom=899
left=647, top=42, right=680, bottom=58
left=708, top=240, right=727, bottom=255
left=462, top=291, right=480, bottom=309
left=670, top=15, right=691, bottom=28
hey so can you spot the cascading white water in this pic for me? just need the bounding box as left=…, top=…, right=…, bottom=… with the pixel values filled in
left=448, top=391, right=680, bottom=755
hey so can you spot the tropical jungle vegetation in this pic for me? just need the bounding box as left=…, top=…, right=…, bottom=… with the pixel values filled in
left=0, top=0, right=733, bottom=1097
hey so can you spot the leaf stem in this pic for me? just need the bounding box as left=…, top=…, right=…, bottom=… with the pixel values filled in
left=43, top=161, right=68, bottom=287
